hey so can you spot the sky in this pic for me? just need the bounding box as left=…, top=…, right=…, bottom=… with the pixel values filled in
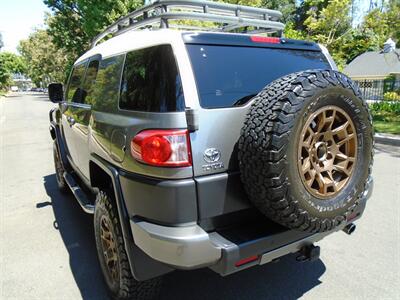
left=0, top=0, right=376, bottom=54
left=0, top=0, right=50, bottom=53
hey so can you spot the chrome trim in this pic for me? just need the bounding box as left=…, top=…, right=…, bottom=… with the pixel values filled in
left=68, top=102, right=92, bottom=109
left=131, top=221, right=223, bottom=268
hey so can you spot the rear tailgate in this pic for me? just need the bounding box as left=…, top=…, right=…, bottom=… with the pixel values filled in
left=184, top=33, right=332, bottom=178
left=183, top=33, right=332, bottom=219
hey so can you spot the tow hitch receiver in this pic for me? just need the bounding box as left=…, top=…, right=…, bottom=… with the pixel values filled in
left=296, top=244, right=320, bottom=262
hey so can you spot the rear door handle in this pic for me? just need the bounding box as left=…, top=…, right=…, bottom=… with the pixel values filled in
left=67, top=116, right=76, bottom=126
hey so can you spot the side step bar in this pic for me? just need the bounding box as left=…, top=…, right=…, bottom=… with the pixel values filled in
left=63, top=172, right=95, bottom=214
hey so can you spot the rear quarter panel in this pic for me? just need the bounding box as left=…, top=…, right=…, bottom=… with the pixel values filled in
left=87, top=30, right=199, bottom=180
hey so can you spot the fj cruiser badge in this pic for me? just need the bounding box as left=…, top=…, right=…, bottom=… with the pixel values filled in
left=202, top=148, right=224, bottom=171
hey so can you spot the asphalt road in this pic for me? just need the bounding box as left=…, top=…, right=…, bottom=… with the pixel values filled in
left=1, top=93, right=399, bottom=300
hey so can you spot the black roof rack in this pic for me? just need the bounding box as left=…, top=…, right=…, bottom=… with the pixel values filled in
left=91, top=0, right=284, bottom=48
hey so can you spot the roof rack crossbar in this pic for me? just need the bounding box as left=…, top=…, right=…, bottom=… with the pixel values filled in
left=91, top=0, right=284, bottom=48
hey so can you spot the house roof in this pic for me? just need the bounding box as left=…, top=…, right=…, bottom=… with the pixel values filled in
left=344, top=49, right=400, bottom=78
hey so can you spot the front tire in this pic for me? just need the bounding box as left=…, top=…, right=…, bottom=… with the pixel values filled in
left=94, top=191, right=162, bottom=300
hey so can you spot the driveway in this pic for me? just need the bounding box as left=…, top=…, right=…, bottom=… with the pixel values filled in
left=1, top=93, right=399, bottom=299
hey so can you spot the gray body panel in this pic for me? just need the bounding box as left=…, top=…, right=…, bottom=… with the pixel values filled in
left=195, top=172, right=250, bottom=219
left=62, top=103, right=92, bottom=179
left=89, top=110, right=192, bottom=179
left=190, top=105, right=250, bottom=177
left=120, top=172, right=198, bottom=225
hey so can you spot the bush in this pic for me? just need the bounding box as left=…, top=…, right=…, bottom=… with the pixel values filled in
left=369, top=101, right=400, bottom=115
left=383, top=91, right=400, bottom=101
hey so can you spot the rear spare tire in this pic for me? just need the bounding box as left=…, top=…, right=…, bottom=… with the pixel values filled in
left=238, top=70, right=373, bottom=233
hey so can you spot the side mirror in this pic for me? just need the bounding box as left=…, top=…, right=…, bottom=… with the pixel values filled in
left=48, top=83, right=64, bottom=103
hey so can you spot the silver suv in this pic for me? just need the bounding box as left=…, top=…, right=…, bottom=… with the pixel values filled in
left=48, top=1, right=374, bottom=299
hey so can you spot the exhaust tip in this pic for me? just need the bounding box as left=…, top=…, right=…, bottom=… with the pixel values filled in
left=343, top=223, right=356, bottom=235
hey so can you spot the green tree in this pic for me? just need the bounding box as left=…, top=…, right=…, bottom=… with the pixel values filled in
left=338, top=0, right=400, bottom=67
left=386, top=0, right=400, bottom=46
left=261, top=0, right=296, bottom=23
left=304, top=0, right=352, bottom=47
left=361, top=0, right=400, bottom=48
left=284, top=21, right=307, bottom=40
left=294, top=0, right=329, bottom=31
left=18, top=29, right=68, bottom=86
left=0, top=52, right=26, bottom=89
left=282, top=0, right=353, bottom=70
left=44, top=0, right=144, bottom=58
left=222, top=0, right=262, bottom=6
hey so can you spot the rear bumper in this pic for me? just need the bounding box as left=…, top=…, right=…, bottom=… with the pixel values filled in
left=130, top=175, right=374, bottom=275
left=131, top=221, right=224, bottom=269
left=130, top=219, right=331, bottom=275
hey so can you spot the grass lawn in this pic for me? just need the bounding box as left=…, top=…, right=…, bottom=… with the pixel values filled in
left=372, top=111, right=400, bottom=135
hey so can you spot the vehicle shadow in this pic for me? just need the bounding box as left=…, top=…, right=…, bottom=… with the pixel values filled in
left=42, top=174, right=110, bottom=300
left=161, top=256, right=325, bottom=300
left=42, top=173, right=326, bottom=300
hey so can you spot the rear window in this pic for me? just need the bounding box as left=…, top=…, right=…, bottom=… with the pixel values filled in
left=186, top=45, right=330, bottom=108
left=119, top=44, right=185, bottom=112
left=87, top=55, right=124, bottom=112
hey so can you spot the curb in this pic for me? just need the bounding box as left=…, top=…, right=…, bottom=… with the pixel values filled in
left=374, top=133, right=400, bottom=147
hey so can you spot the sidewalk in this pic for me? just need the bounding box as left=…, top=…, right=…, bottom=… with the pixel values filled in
left=374, top=133, right=400, bottom=147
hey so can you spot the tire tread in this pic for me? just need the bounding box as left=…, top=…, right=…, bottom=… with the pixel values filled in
left=238, top=70, right=373, bottom=233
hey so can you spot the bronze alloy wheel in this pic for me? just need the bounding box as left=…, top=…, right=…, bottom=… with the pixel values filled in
left=100, top=215, right=120, bottom=283
left=298, top=105, right=358, bottom=199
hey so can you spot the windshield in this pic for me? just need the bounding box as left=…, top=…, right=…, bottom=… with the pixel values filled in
left=186, top=44, right=331, bottom=109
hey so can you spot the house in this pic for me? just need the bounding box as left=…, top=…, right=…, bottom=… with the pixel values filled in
left=344, top=39, right=400, bottom=101
left=344, top=38, right=400, bottom=81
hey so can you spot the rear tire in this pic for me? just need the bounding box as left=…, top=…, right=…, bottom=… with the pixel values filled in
left=94, top=191, right=162, bottom=300
left=239, top=70, right=373, bottom=233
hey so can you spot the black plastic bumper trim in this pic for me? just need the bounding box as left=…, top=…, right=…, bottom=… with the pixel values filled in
left=119, top=171, right=198, bottom=225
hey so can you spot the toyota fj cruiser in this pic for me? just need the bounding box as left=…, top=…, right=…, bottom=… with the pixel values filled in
left=48, top=1, right=374, bottom=299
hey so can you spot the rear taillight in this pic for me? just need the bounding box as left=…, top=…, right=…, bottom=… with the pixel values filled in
left=250, top=36, right=281, bottom=44
left=131, top=129, right=191, bottom=167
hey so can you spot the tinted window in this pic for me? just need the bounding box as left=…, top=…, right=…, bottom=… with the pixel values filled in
left=86, top=55, right=124, bottom=112
left=81, top=60, right=99, bottom=104
left=187, top=45, right=331, bottom=108
left=67, top=63, right=87, bottom=103
left=120, top=45, right=185, bottom=112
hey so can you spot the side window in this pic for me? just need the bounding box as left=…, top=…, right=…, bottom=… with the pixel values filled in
left=81, top=60, right=99, bottom=104
left=66, top=63, right=87, bottom=103
left=86, top=55, right=124, bottom=112
left=119, top=44, right=185, bottom=112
